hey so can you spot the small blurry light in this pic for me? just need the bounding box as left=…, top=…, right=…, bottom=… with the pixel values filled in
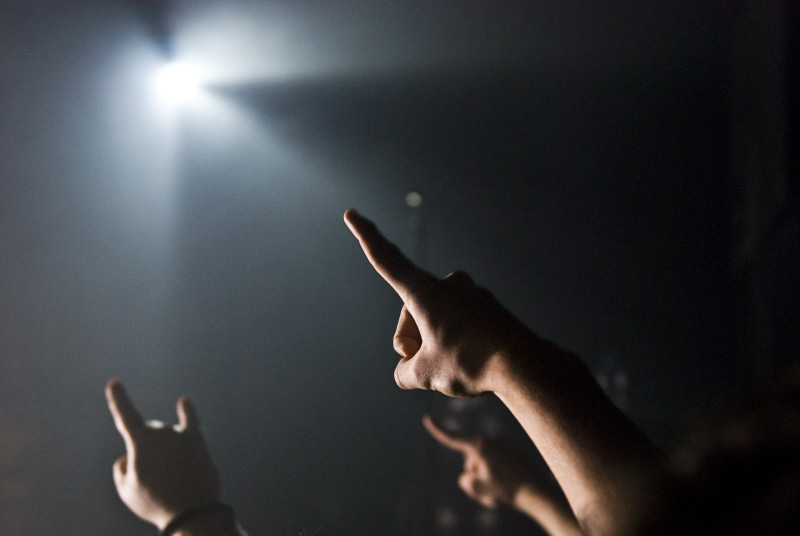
left=446, top=398, right=471, bottom=413
left=405, top=190, right=423, bottom=208
left=435, top=506, right=459, bottom=531
left=475, top=508, right=499, bottom=531
left=478, top=415, right=502, bottom=437
left=155, top=62, right=202, bottom=101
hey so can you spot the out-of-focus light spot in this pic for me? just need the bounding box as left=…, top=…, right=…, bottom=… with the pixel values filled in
left=446, top=398, right=471, bottom=413
left=405, top=190, right=423, bottom=208
left=435, top=506, right=459, bottom=532
left=478, top=415, right=502, bottom=437
left=440, top=417, right=463, bottom=434
left=475, top=508, right=499, bottom=531
left=155, top=62, right=202, bottom=101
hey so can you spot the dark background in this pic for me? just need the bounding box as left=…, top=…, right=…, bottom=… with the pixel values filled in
left=1, top=1, right=798, bottom=534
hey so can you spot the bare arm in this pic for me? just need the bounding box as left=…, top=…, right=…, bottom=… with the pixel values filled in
left=345, top=209, right=665, bottom=536
left=493, top=338, right=662, bottom=536
left=514, top=482, right=585, bottom=536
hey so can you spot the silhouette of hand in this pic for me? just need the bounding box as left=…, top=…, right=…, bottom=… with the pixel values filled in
left=423, top=415, right=533, bottom=508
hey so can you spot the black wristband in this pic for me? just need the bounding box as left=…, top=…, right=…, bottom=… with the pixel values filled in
left=161, top=502, right=235, bottom=536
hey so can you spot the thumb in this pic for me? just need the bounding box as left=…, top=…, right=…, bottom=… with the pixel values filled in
left=394, top=305, right=422, bottom=357
left=113, top=454, right=128, bottom=489
left=176, top=396, right=199, bottom=431
left=394, top=355, right=424, bottom=391
left=422, top=415, right=473, bottom=453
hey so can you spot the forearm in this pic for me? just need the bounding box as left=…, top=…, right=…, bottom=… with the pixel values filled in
left=493, top=329, right=666, bottom=536
left=343, top=211, right=665, bottom=533
left=513, top=483, right=584, bottom=536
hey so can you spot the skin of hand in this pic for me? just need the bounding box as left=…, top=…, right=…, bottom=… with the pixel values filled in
left=423, top=416, right=583, bottom=536
left=423, top=415, right=533, bottom=508
left=345, top=209, right=666, bottom=536
left=105, top=379, right=221, bottom=532
left=344, top=209, right=535, bottom=397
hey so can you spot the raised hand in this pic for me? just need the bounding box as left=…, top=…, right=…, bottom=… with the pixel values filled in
left=424, top=416, right=583, bottom=536
left=105, top=380, right=220, bottom=531
left=344, top=209, right=534, bottom=397
left=423, top=415, right=532, bottom=508
left=347, top=209, right=665, bottom=536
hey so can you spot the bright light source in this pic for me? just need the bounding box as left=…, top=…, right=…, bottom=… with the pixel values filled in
left=155, top=62, right=202, bottom=101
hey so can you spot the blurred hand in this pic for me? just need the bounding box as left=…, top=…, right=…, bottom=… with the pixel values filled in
left=423, top=415, right=532, bottom=508
left=106, top=380, right=220, bottom=531
left=425, top=416, right=583, bottom=536
left=345, top=209, right=533, bottom=397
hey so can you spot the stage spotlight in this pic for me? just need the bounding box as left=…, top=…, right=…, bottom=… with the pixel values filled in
left=155, top=61, right=202, bottom=101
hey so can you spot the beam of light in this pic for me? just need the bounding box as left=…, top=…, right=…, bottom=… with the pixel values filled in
left=155, top=61, right=202, bottom=102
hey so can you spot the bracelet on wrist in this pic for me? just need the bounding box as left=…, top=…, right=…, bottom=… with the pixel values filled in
left=161, top=502, right=235, bottom=536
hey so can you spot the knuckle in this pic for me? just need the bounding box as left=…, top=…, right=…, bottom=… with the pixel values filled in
left=431, top=375, right=470, bottom=397
left=416, top=370, right=433, bottom=391
left=392, top=336, right=406, bottom=356
left=409, top=361, right=433, bottom=391
left=446, top=269, right=469, bottom=279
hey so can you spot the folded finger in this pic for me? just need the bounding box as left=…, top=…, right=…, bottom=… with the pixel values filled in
left=394, top=305, right=422, bottom=358
left=422, top=415, right=473, bottom=453
left=112, top=454, right=128, bottom=488
left=458, top=472, right=483, bottom=503
left=442, top=270, right=475, bottom=288
left=177, top=396, right=199, bottom=431
left=395, top=355, right=423, bottom=391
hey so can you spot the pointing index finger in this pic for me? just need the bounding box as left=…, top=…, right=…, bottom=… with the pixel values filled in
left=344, top=209, right=431, bottom=304
left=106, top=379, right=145, bottom=447
left=423, top=415, right=474, bottom=453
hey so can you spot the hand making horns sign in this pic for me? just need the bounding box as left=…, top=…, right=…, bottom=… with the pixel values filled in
left=106, top=380, right=221, bottom=532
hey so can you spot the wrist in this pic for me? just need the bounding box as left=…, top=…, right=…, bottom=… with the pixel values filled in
left=161, top=502, right=237, bottom=536
left=489, top=323, right=552, bottom=397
